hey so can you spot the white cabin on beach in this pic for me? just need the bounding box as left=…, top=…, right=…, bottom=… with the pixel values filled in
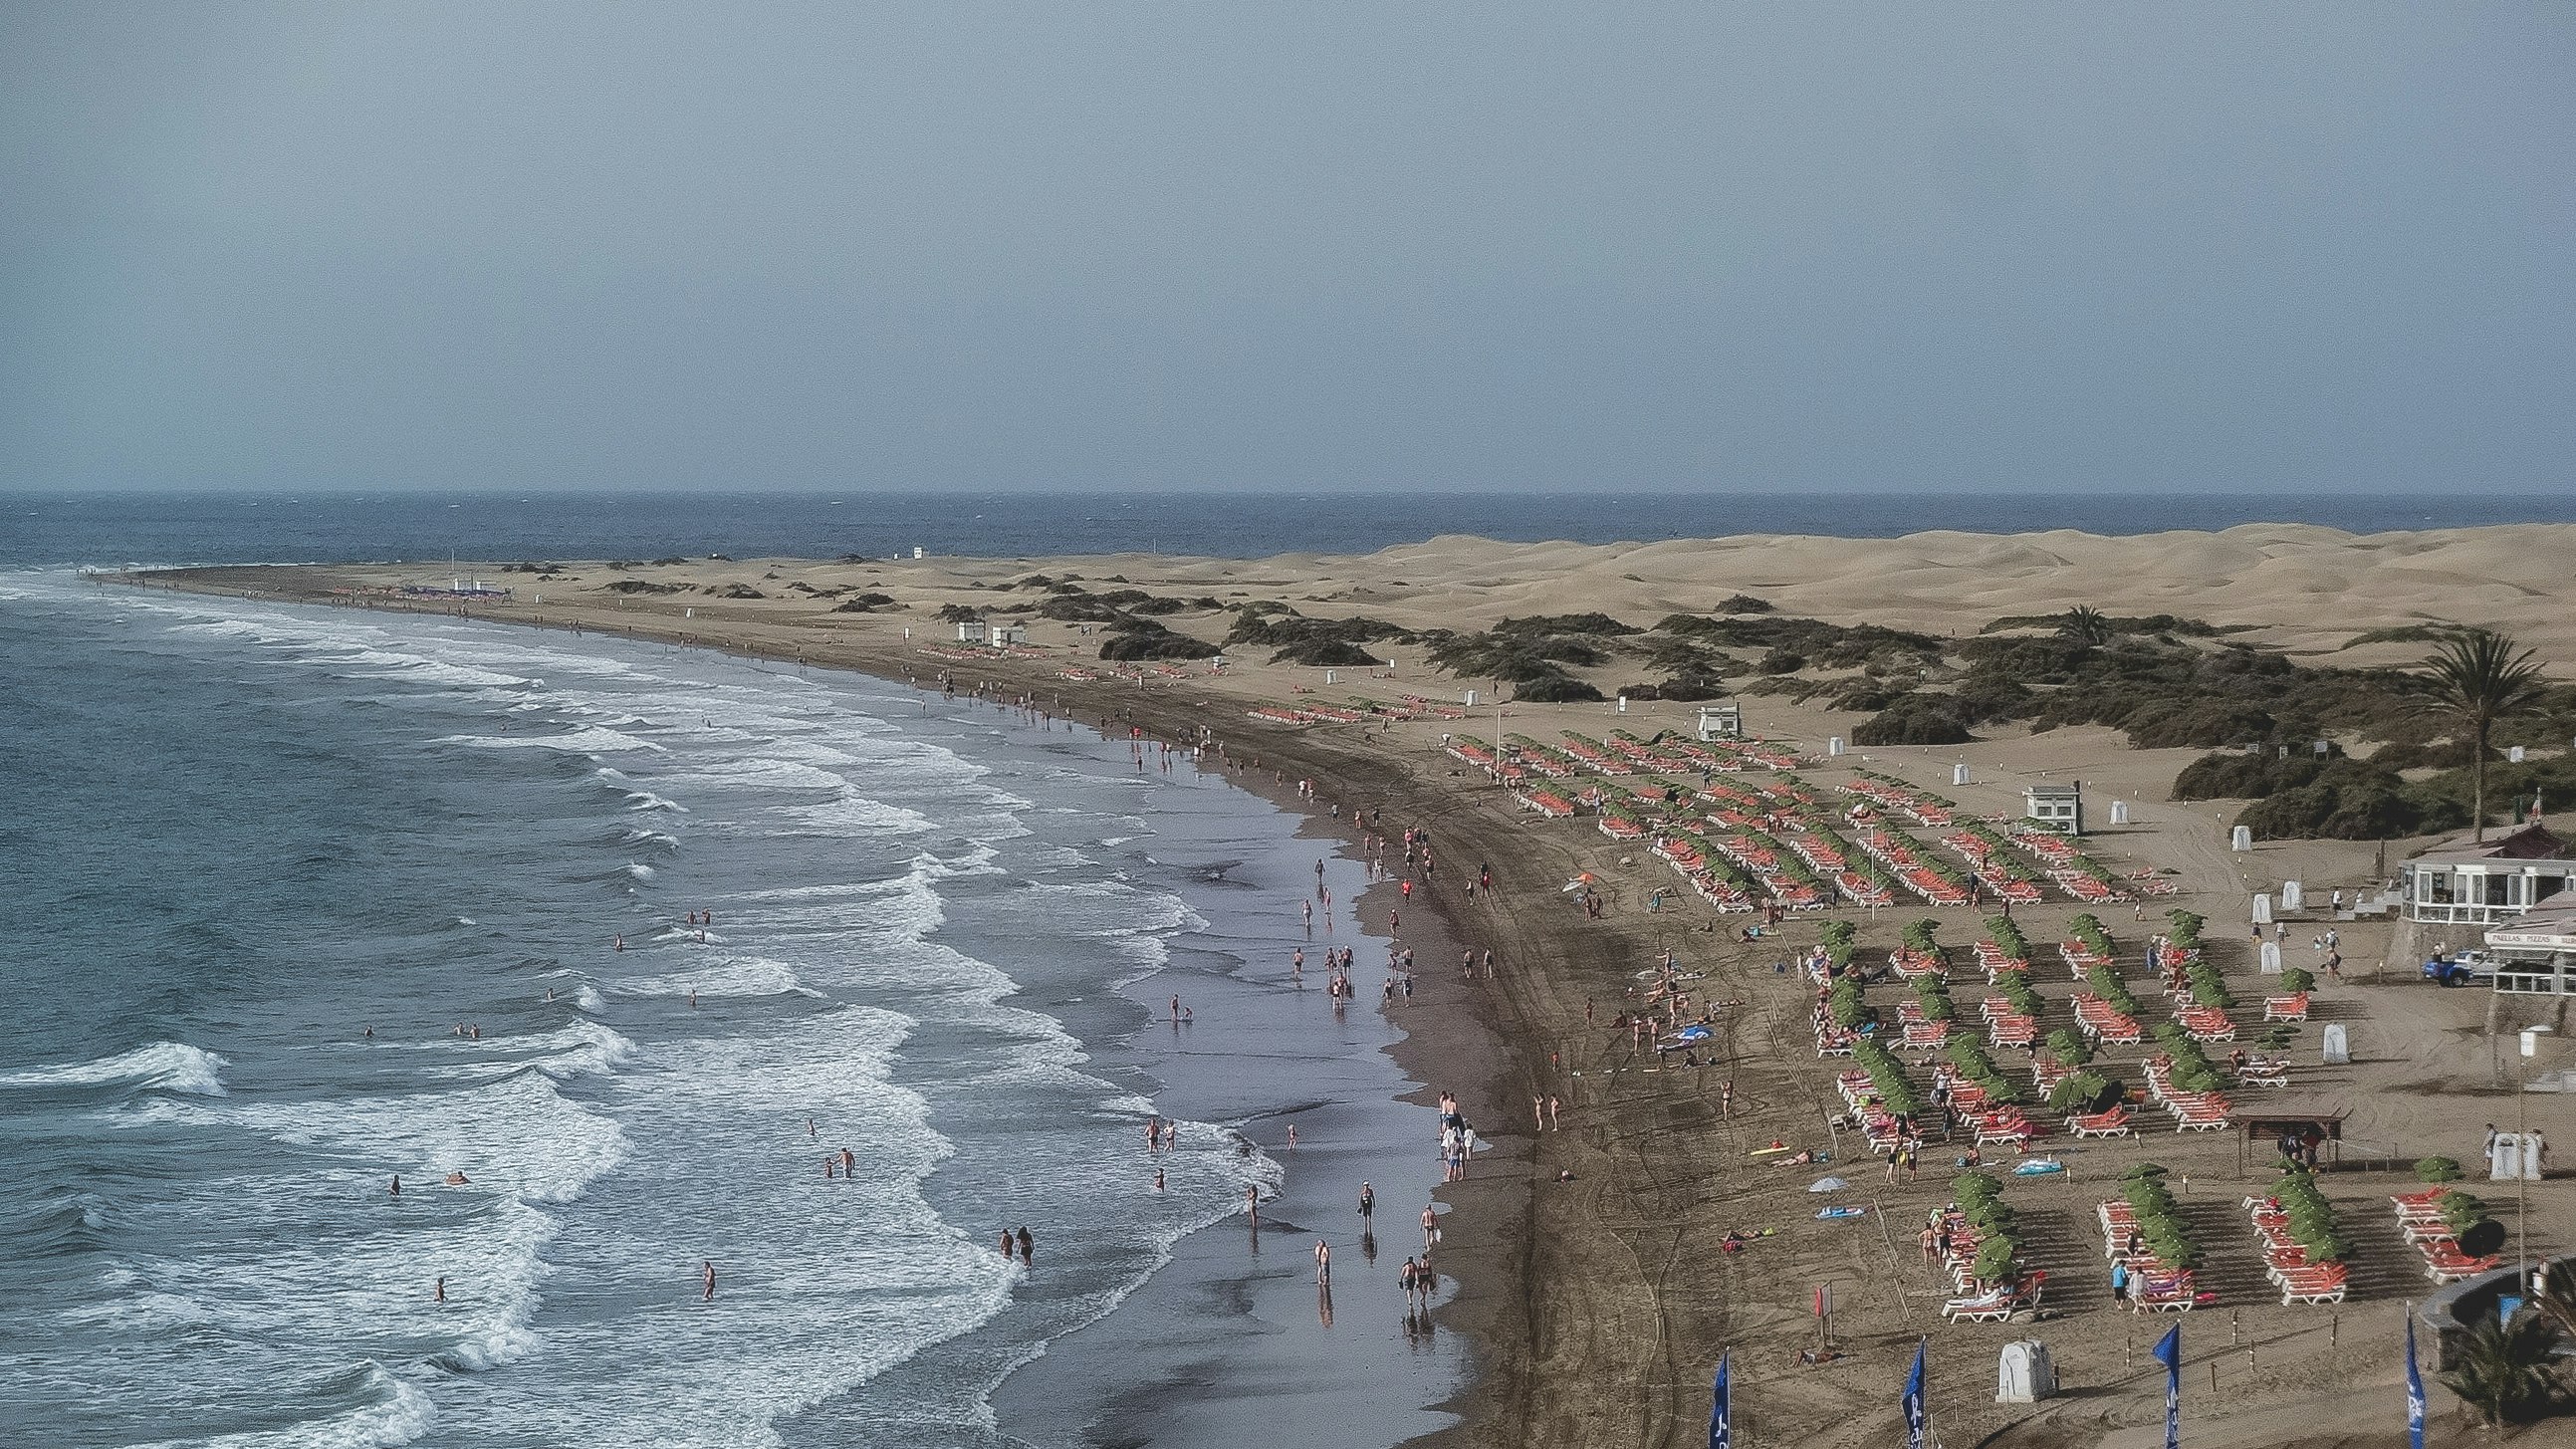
left=1696, top=701, right=1743, bottom=742
left=990, top=622, right=1030, bottom=647
left=954, top=619, right=990, bottom=644
left=2023, top=782, right=2082, bottom=836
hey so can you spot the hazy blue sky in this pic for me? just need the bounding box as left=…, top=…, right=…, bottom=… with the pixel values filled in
left=3, top=5, right=2569, bottom=495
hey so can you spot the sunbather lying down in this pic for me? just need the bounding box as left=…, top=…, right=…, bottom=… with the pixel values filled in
left=1768, top=1149, right=1819, bottom=1167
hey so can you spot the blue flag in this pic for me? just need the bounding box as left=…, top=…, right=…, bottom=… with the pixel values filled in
left=1903, top=1337, right=1928, bottom=1449
left=2154, top=1325, right=2182, bottom=1449
left=1709, top=1351, right=1732, bottom=1449
left=2406, top=1313, right=2427, bottom=1449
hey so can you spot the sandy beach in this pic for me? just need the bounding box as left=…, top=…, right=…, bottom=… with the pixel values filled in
left=122, top=522, right=2576, bottom=1447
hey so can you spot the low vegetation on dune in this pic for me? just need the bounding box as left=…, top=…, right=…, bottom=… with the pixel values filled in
left=1227, top=606, right=1410, bottom=667
left=1398, top=599, right=2572, bottom=841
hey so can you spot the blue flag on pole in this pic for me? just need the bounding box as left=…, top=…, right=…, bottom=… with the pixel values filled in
left=1903, top=1337, right=1928, bottom=1449
left=1710, top=1351, right=1732, bottom=1449
left=2406, top=1313, right=2427, bottom=1449
left=2153, top=1325, right=2183, bottom=1449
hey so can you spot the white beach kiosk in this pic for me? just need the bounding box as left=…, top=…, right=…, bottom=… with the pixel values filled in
left=2485, top=888, right=2576, bottom=997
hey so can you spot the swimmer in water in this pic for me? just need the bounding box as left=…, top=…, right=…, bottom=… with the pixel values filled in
left=1153, top=1167, right=1165, bottom=1192
left=435, top=1277, right=445, bottom=1303
left=613, top=935, right=624, bottom=952
left=390, top=1175, right=400, bottom=1198
left=840, top=1147, right=854, bottom=1177
left=702, top=1261, right=716, bottom=1302
left=444, top=1171, right=469, bottom=1186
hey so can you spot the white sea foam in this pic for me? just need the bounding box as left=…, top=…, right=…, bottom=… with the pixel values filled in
left=612, top=957, right=819, bottom=1000
left=333, top=648, right=533, bottom=688
left=209, top=1072, right=630, bottom=1206
left=660, top=756, right=847, bottom=793
left=160, top=1362, right=436, bottom=1449
left=0, top=1041, right=230, bottom=1095
left=574, top=985, right=610, bottom=1013
left=442, top=726, right=663, bottom=755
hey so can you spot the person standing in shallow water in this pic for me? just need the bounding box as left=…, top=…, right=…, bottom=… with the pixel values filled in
left=1016, top=1227, right=1034, bottom=1266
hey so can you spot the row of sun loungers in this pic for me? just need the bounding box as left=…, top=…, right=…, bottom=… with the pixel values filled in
left=2098, top=1202, right=2202, bottom=1311
left=2141, top=1057, right=2233, bottom=1131
left=2244, top=1196, right=2350, bottom=1305
left=2392, top=1191, right=2504, bottom=1285
left=2072, top=992, right=2142, bottom=1046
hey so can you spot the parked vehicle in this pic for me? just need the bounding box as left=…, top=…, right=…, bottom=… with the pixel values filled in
left=2422, top=950, right=2497, bottom=987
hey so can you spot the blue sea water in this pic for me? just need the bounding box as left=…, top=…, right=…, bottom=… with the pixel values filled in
left=0, top=567, right=1455, bottom=1448
left=5, top=488, right=2571, bottom=571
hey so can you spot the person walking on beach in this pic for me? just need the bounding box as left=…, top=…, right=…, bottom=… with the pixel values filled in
left=1247, top=1185, right=1261, bottom=1225
left=1421, top=1204, right=1437, bottom=1249
left=1358, top=1182, right=1374, bottom=1219
left=1547, top=1095, right=1561, bottom=1130
left=1314, top=1238, right=1331, bottom=1284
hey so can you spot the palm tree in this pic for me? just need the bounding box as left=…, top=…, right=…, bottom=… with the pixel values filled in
left=2057, top=606, right=2112, bottom=647
left=2437, top=1310, right=2566, bottom=1427
left=2413, top=629, right=2549, bottom=844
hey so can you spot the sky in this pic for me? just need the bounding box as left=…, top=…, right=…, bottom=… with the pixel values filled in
left=2, top=4, right=2570, bottom=496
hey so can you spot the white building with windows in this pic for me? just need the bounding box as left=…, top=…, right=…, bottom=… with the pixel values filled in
left=2484, top=888, right=2576, bottom=997
left=2023, top=782, right=2082, bottom=836
left=1696, top=700, right=1743, bottom=741
left=954, top=619, right=989, bottom=644
left=2399, top=823, right=2571, bottom=928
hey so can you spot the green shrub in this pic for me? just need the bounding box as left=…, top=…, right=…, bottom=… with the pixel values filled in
left=2279, top=966, right=2316, bottom=993
left=2417, top=1156, right=2463, bottom=1184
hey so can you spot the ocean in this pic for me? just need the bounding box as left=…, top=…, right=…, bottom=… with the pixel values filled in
left=0, top=566, right=1457, bottom=1448
left=7, top=488, right=2574, bottom=572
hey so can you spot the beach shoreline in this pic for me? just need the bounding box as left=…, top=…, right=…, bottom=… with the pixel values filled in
left=106, top=542, right=2576, bottom=1448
